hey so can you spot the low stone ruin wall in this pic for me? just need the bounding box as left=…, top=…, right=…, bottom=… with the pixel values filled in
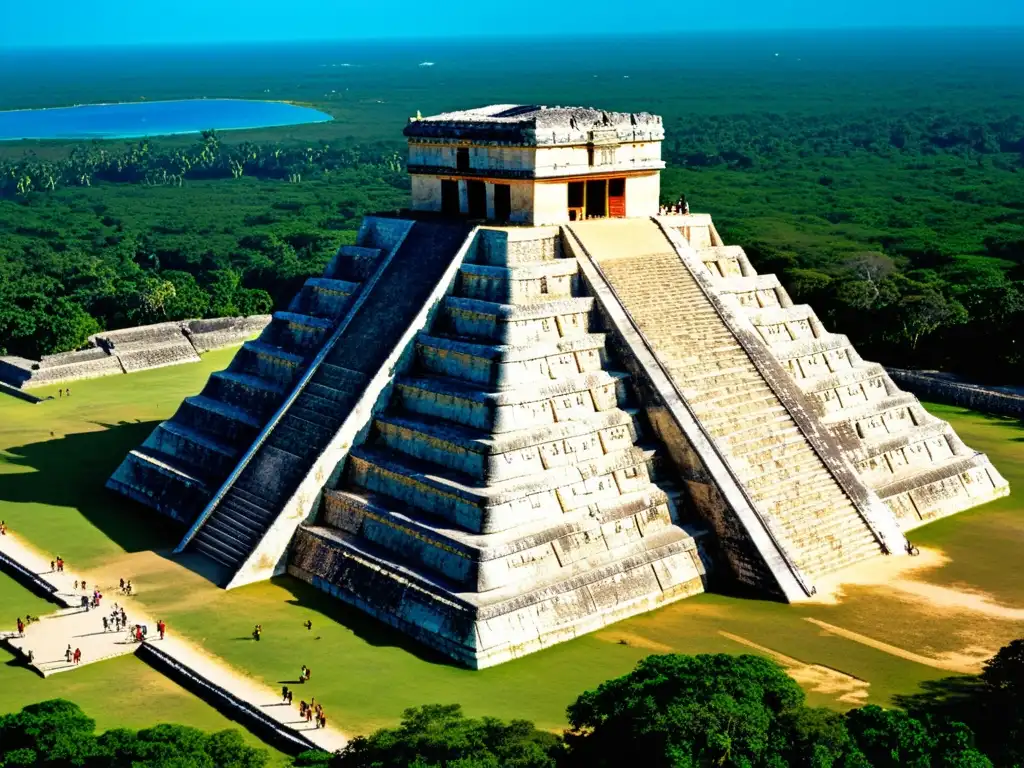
left=887, top=368, right=1024, bottom=419
left=136, top=643, right=319, bottom=755
left=0, top=315, right=271, bottom=390
left=185, top=315, right=271, bottom=353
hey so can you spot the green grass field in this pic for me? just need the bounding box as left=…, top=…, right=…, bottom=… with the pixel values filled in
left=1, top=350, right=1022, bottom=738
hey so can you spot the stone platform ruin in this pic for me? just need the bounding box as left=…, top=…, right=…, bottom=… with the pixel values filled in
left=0, top=316, right=270, bottom=390
left=107, top=104, right=1009, bottom=668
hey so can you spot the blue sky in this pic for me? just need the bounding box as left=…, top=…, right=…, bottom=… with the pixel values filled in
left=3, top=0, right=1023, bottom=48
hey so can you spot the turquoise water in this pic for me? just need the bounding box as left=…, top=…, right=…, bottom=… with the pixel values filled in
left=0, top=99, right=332, bottom=141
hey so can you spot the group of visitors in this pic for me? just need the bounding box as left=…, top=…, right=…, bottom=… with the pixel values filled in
left=57, top=388, right=72, bottom=398
left=64, top=645, right=81, bottom=665
left=119, top=578, right=133, bottom=596
left=298, top=698, right=327, bottom=729
left=658, top=195, right=690, bottom=216
left=252, top=624, right=263, bottom=641
left=51, top=556, right=65, bottom=572
left=102, top=604, right=128, bottom=632
left=1, top=520, right=7, bottom=535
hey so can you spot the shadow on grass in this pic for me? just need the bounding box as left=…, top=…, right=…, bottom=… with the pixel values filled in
left=892, top=673, right=986, bottom=726
left=0, top=420, right=181, bottom=554
left=271, top=575, right=462, bottom=669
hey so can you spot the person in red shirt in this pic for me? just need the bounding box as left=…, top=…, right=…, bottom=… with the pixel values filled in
left=157, top=620, right=166, bottom=640
left=16, top=617, right=24, bottom=636
left=72, top=648, right=81, bottom=665
left=135, top=625, right=143, bottom=643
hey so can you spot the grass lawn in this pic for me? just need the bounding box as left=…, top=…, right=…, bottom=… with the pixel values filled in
left=0, top=350, right=1022, bottom=736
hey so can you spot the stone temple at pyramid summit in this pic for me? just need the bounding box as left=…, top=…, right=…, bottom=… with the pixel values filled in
left=108, top=104, right=1009, bottom=668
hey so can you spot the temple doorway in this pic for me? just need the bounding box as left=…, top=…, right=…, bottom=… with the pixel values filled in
left=467, top=180, right=487, bottom=218
left=566, top=177, right=627, bottom=220
left=493, top=183, right=511, bottom=222
left=585, top=180, right=606, bottom=218
left=441, top=180, right=459, bottom=215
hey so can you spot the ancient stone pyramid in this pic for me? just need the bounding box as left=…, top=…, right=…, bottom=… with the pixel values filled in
left=108, top=105, right=1008, bottom=668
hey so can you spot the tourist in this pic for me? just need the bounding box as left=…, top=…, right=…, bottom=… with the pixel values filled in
left=286, top=690, right=293, bottom=705
left=125, top=580, right=133, bottom=596
left=0, top=520, right=6, bottom=535
left=73, top=648, right=81, bottom=665
left=16, top=617, right=24, bottom=636
left=80, top=595, right=89, bottom=612
left=81, top=580, right=86, bottom=592
left=299, top=700, right=307, bottom=718
left=683, top=200, right=690, bottom=215
left=74, top=580, right=79, bottom=590
left=65, top=645, right=72, bottom=663
left=303, top=666, right=311, bottom=684
left=299, top=664, right=307, bottom=683
left=135, top=625, right=143, bottom=643
left=319, top=711, right=326, bottom=729
left=305, top=706, right=313, bottom=724
left=119, top=578, right=125, bottom=592
left=102, top=616, right=109, bottom=632
left=157, top=619, right=166, bottom=640
left=58, top=389, right=62, bottom=398
left=281, top=685, right=289, bottom=703
left=252, top=624, right=262, bottom=642
left=304, top=619, right=312, bottom=631
left=120, top=607, right=127, bottom=626
left=57, top=557, right=64, bottom=572
left=50, top=560, right=55, bottom=572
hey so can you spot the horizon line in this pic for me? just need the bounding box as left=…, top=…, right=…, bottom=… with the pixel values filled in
left=4, top=25, right=1024, bottom=52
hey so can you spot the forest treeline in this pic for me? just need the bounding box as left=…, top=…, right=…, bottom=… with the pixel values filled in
left=0, top=109, right=1022, bottom=382
left=6, top=639, right=1024, bottom=766
left=0, top=131, right=403, bottom=196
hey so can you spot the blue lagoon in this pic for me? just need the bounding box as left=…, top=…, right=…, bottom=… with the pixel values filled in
left=0, top=99, right=332, bottom=141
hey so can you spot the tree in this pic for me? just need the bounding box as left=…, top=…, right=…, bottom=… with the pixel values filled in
left=0, top=699, right=267, bottom=768
left=889, top=285, right=967, bottom=351
left=778, top=706, right=869, bottom=768
left=162, top=270, right=211, bottom=320
left=978, top=638, right=1024, bottom=765
left=562, top=653, right=806, bottom=768
left=332, top=704, right=558, bottom=768
left=845, top=706, right=990, bottom=768
left=0, top=699, right=95, bottom=765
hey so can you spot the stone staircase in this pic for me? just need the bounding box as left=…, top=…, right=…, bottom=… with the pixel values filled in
left=568, top=218, right=891, bottom=593
left=106, top=222, right=400, bottom=525
left=288, top=226, right=709, bottom=668
left=186, top=220, right=474, bottom=574
left=675, top=226, right=1009, bottom=531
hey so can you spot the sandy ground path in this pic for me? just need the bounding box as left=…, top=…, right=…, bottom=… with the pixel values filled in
left=0, top=531, right=346, bottom=753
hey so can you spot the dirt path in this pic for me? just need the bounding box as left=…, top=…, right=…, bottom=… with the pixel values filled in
left=719, top=630, right=870, bottom=704
left=0, top=531, right=346, bottom=753
left=804, top=618, right=989, bottom=674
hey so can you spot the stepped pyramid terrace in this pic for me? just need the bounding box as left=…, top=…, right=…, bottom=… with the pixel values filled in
left=107, top=104, right=1009, bottom=668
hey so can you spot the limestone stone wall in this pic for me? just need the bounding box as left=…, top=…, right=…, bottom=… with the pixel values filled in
left=666, top=216, right=1010, bottom=532
left=566, top=218, right=900, bottom=601
left=887, top=368, right=1024, bottom=419
left=286, top=222, right=712, bottom=667
left=105, top=221, right=405, bottom=528
left=0, top=315, right=270, bottom=390
left=625, top=173, right=661, bottom=218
